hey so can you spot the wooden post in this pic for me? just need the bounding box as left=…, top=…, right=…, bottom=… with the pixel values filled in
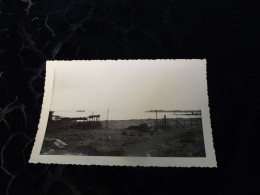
left=185, top=111, right=192, bottom=127
left=156, top=109, right=158, bottom=125
left=164, top=115, right=167, bottom=130
left=106, top=108, right=109, bottom=128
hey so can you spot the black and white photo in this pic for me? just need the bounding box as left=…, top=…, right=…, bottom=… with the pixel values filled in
left=29, top=60, right=216, bottom=167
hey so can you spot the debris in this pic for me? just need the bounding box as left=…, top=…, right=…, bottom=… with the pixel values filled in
left=43, top=149, right=54, bottom=154
left=53, top=141, right=66, bottom=148
left=145, top=153, right=152, bottom=157
left=56, top=139, right=68, bottom=146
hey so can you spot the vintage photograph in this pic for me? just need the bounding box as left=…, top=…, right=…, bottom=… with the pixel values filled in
left=42, top=110, right=205, bottom=157
left=30, top=60, right=216, bottom=167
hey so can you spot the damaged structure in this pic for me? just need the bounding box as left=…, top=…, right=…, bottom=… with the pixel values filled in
left=66, top=114, right=102, bottom=129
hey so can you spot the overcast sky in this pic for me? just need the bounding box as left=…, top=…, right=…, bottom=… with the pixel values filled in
left=50, top=60, right=206, bottom=120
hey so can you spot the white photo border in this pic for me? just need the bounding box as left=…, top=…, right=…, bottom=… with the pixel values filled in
left=29, top=59, right=217, bottom=167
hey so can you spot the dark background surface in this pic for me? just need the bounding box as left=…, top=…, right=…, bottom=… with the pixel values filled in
left=0, top=0, right=259, bottom=194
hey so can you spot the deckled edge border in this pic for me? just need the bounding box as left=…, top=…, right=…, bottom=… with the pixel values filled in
left=29, top=59, right=217, bottom=168
left=205, top=60, right=218, bottom=167
left=29, top=63, right=54, bottom=164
